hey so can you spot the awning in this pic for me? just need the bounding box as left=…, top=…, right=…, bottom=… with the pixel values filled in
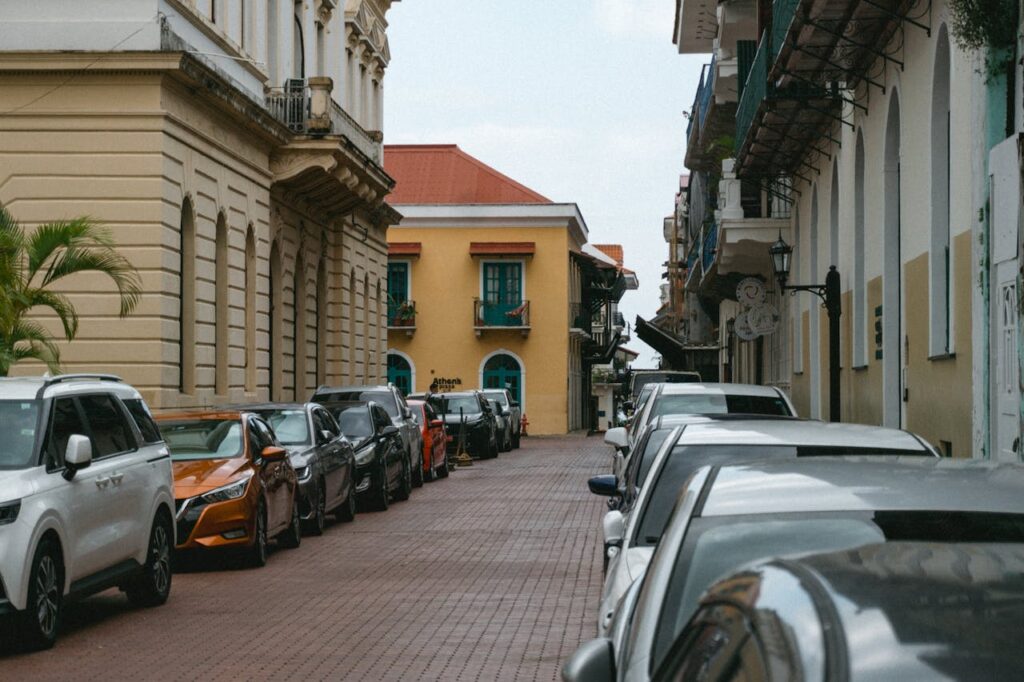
left=388, top=242, right=422, bottom=257
left=469, top=241, right=535, bottom=256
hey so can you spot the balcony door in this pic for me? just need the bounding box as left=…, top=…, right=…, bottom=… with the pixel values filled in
left=387, top=262, right=409, bottom=322
left=482, top=262, right=523, bottom=326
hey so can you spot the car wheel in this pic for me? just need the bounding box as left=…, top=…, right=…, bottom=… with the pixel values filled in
left=488, top=437, right=499, bottom=459
left=335, top=481, right=357, bottom=522
left=513, top=431, right=521, bottom=449
left=395, top=457, right=412, bottom=501
left=20, top=539, right=62, bottom=651
left=371, top=462, right=390, bottom=512
left=125, top=511, right=173, bottom=608
left=424, top=452, right=435, bottom=483
left=246, top=502, right=269, bottom=568
left=279, top=496, right=302, bottom=549
left=412, top=448, right=424, bottom=488
left=305, top=481, right=326, bottom=537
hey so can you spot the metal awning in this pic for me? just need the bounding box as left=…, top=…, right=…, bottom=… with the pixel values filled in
left=635, top=316, right=691, bottom=368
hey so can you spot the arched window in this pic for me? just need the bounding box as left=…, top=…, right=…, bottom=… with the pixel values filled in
left=387, top=352, right=413, bottom=396
left=270, top=241, right=283, bottom=401
left=854, top=132, right=867, bottom=367
left=930, top=25, right=952, bottom=356
left=316, top=258, right=327, bottom=386
left=482, top=353, right=523, bottom=407
left=792, top=205, right=802, bottom=374
left=179, top=196, right=196, bottom=394
left=245, top=226, right=257, bottom=392
left=293, top=7, right=304, bottom=79
left=215, top=213, right=229, bottom=395
left=883, top=90, right=903, bottom=427
left=362, top=274, right=370, bottom=381
left=809, top=187, right=821, bottom=419
left=293, top=253, right=307, bottom=400
left=348, top=270, right=357, bottom=383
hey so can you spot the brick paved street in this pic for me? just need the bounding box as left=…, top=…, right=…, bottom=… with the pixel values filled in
left=0, top=435, right=608, bottom=681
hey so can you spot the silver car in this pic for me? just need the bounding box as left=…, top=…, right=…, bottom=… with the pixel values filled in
left=631, top=382, right=796, bottom=437
left=590, top=419, right=939, bottom=636
left=566, top=458, right=1024, bottom=682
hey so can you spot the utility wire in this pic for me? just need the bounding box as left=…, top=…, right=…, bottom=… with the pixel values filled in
left=0, top=14, right=159, bottom=117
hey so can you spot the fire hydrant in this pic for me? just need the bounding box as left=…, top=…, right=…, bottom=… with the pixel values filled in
left=520, top=414, right=529, bottom=437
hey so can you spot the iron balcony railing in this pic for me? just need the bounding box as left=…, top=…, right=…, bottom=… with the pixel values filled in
left=570, top=301, right=590, bottom=330
left=475, top=300, right=530, bottom=328
left=701, top=221, right=719, bottom=275
left=266, top=79, right=309, bottom=133
left=686, top=60, right=716, bottom=139
left=772, top=0, right=800, bottom=62
left=329, top=99, right=382, bottom=163
left=735, top=31, right=769, bottom=157
left=387, top=300, right=416, bottom=328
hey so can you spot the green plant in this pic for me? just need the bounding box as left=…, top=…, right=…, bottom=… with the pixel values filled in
left=950, top=0, right=1019, bottom=77
left=0, top=205, right=141, bottom=376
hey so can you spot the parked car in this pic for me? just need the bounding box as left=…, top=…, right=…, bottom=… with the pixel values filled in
left=654, top=541, right=1024, bottom=681
left=590, top=419, right=939, bottom=635
left=482, top=388, right=521, bottom=448
left=312, top=384, right=423, bottom=487
left=0, top=374, right=175, bottom=650
left=630, top=382, right=796, bottom=436
left=428, top=391, right=499, bottom=459
left=488, top=398, right=513, bottom=452
left=567, top=458, right=1024, bottom=682
left=407, top=399, right=449, bottom=481
left=236, top=403, right=357, bottom=534
left=331, top=401, right=411, bottom=510
left=156, top=410, right=302, bottom=568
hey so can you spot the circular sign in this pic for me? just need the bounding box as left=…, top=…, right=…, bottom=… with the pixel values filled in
left=734, top=311, right=759, bottom=341
left=747, top=303, right=779, bottom=336
left=736, top=278, right=766, bottom=306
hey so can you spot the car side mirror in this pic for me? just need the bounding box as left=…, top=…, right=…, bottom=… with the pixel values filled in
left=562, top=638, right=615, bottom=682
left=604, top=427, right=628, bottom=452
left=381, top=425, right=399, bottom=437
left=62, top=434, right=92, bottom=480
left=602, top=510, right=625, bottom=548
left=588, top=474, right=620, bottom=497
left=261, top=445, right=287, bottom=462
left=430, top=419, right=443, bottom=428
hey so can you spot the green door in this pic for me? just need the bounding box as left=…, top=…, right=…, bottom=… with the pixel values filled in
left=387, top=262, right=409, bottom=322
left=387, top=354, right=412, bottom=396
left=483, top=354, right=521, bottom=406
left=482, top=262, right=523, bottom=325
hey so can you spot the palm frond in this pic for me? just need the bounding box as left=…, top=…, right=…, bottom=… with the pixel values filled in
left=25, top=217, right=108, bottom=283
left=22, top=289, right=79, bottom=340
left=42, top=246, right=142, bottom=317
left=7, top=319, right=62, bottom=374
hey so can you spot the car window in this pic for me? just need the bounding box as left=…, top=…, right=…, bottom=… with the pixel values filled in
left=338, top=406, right=373, bottom=439
left=436, top=395, right=482, bottom=415
left=373, top=406, right=392, bottom=429
left=123, top=398, right=162, bottom=444
left=651, top=394, right=791, bottom=418
left=654, top=604, right=767, bottom=682
left=47, top=397, right=85, bottom=468
left=253, top=417, right=279, bottom=447
left=0, top=399, right=41, bottom=469
left=314, top=408, right=341, bottom=439
left=635, top=428, right=673, bottom=488
left=163, top=418, right=244, bottom=460
left=258, top=409, right=309, bottom=445
left=78, top=394, right=135, bottom=457
left=483, top=391, right=509, bottom=407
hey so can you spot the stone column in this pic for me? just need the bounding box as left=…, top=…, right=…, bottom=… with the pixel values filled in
left=719, top=158, right=744, bottom=220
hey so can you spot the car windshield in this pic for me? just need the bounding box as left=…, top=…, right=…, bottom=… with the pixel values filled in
left=337, top=407, right=373, bottom=439
left=633, top=373, right=699, bottom=395
left=0, top=399, right=41, bottom=469
left=324, top=391, right=399, bottom=418
left=161, top=419, right=243, bottom=460
left=651, top=393, right=791, bottom=418
left=253, top=409, right=309, bottom=446
left=483, top=391, right=509, bottom=406
left=436, top=396, right=481, bottom=415
left=651, top=511, right=1024, bottom=669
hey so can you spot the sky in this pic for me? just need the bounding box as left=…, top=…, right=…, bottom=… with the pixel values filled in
left=382, top=0, right=707, bottom=368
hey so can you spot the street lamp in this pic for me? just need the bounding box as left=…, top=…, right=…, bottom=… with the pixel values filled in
left=769, top=234, right=842, bottom=422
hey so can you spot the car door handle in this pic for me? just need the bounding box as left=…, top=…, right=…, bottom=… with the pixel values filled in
left=110, top=473, right=124, bottom=486
left=95, top=476, right=111, bottom=488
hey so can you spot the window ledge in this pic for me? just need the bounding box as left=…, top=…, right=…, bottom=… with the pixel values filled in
left=928, top=352, right=956, bottom=362
left=851, top=364, right=869, bottom=372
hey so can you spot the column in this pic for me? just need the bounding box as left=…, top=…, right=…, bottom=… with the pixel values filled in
left=302, top=0, right=317, bottom=77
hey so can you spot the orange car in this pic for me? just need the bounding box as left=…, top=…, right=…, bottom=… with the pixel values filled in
left=156, top=410, right=302, bottom=567
left=407, top=399, right=448, bottom=481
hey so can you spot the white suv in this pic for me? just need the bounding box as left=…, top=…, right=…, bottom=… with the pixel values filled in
left=0, top=374, right=175, bottom=650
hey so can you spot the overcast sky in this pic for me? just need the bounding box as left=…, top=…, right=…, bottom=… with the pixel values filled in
left=383, top=0, right=707, bottom=367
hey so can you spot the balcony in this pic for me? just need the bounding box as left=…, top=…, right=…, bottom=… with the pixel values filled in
left=387, top=300, right=416, bottom=336
left=685, top=56, right=738, bottom=174
left=570, top=302, right=591, bottom=337
left=474, top=300, right=530, bottom=337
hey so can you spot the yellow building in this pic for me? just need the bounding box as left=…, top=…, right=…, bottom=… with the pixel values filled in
left=383, top=145, right=632, bottom=435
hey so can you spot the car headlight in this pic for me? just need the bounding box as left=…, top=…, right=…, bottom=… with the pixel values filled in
left=199, top=476, right=251, bottom=505
left=354, top=445, right=375, bottom=467
left=294, top=465, right=311, bottom=481
left=0, top=500, right=20, bottom=526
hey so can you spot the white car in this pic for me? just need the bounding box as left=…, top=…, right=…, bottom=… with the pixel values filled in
left=589, top=419, right=939, bottom=636
left=0, top=375, right=175, bottom=650
left=631, top=382, right=797, bottom=435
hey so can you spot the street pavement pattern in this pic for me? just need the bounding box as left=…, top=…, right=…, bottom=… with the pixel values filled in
left=1, top=435, right=608, bottom=681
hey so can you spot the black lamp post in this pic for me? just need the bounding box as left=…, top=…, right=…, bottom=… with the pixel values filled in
left=769, top=235, right=842, bottom=422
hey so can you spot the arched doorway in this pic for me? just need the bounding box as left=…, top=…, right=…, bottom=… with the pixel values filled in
left=387, top=352, right=413, bottom=396
left=883, top=90, right=902, bottom=427
left=482, top=353, right=523, bottom=406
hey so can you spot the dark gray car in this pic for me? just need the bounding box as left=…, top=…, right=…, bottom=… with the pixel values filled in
left=238, top=402, right=357, bottom=535
left=482, top=389, right=521, bottom=448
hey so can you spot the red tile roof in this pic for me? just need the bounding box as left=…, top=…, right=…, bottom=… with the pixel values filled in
left=469, top=242, right=536, bottom=256
left=384, top=144, right=552, bottom=205
left=593, top=244, right=624, bottom=267
left=388, top=242, right=422, bottom=256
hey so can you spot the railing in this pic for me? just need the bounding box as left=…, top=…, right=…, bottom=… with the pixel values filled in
left=475, top=300, right=530, bottom=328
left=772, top=0, right=800, bottom=61
left=687, top=61, right=716, bottom=139
left=387, top=300, right=416, bottom=328
left=701, top=221, right=718, bottom=274
left=266, top=80, right=309, bottom=133
left=570, top=302, right=591, bottom=330
left=735, top=31, right=769, bottom=157
left=329, top=100, right=382, bottom=163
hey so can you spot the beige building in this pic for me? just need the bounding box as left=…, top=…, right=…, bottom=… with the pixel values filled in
left=0, top=0, right=401, bottom=408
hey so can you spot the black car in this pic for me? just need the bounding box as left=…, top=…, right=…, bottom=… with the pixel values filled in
left=428, top=391, right=498, bottom=459
left=235, top=402, right=357, bottom=535
left=328, top=401, right=411, bottom=511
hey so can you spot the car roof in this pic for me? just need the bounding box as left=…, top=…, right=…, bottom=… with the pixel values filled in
left=225, top=402, right=312, bottom=411
left=0, top=375, right=143, bottom=401
left=654, top=382, right=783, bottom=397
left=315, top=384, right=390, bottom=393
left=434, top=391, right=479, bottom=397
left=701, top=458, right=1024, bottom=517
left=652, top=414, right=801, bottom=429
left=154, top=409, right=245, bottom=421
left=676, top=419, right=926, bottom=449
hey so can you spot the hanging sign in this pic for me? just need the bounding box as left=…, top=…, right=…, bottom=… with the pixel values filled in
left=736, top=278, right=766, bottom=307
left=747, top=303, right=779, bottom=336
left=734, top=311, right=759, bottom=341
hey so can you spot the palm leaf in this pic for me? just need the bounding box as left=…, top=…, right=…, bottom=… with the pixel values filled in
left=21, top=289, right=79, bottom=340
left=25, top=217, right=108, bottom=283
left=42, top=245, right=142, bottom=317
left=6, top=319, right=62, bottom=374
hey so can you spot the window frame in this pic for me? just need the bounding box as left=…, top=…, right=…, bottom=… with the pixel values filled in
left=74, top=393, right=140, bottom=461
